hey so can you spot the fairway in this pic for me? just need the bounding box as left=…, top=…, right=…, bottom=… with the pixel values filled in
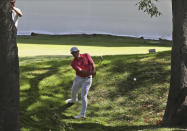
left=17, top=35, right=171, bottom=57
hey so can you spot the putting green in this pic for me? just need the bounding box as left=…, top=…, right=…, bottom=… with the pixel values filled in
left=17, top=44, right=171, bottom=57
left=17, top=35, right=171, bottom=57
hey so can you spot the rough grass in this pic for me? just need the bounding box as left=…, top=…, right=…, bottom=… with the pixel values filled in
left=20, top=51, right=185, bottom=131
left=19, top=35, right=186, bottom=131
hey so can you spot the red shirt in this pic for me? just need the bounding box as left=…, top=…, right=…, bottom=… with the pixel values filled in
left=71, top=53, right=94, bottom=77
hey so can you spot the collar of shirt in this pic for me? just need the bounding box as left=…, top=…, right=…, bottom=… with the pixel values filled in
left=75, top=54, right=84, bottom=60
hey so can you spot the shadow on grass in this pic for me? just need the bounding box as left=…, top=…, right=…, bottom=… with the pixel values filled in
left=17, top=34, right=172, bottom=47
left=65, top=122, right=187, bottom=131
left=101, top=51, right=171, bottom=99
left=19, top=52, right=174, bottom=130
left=20, top=56, right=75, bottom=130
left=86, top=51, right=171, bottom=125
left=69, top=123, right=163, bottom=131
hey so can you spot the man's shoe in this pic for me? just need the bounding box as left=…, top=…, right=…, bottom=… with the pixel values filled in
left=65, top=99, right=75, bottom=104
left=74, top=114, right=85, bottom=119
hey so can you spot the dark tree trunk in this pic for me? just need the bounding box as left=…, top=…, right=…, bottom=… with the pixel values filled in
left=0, top=0, right=20, bottom=131
left=163, top=0, right=187, bottom=126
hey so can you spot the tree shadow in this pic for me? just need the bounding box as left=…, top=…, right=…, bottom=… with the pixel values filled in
left=101, top=51, right=171, bottom=99
left=85, top=51, right=171, bottom=126
left=19, top=52, right=174, bottom=130
left=69, top=123, right=162, bottom=131
left=20, top=56, right=75, bottom=130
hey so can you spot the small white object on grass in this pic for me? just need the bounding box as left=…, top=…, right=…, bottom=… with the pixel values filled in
left=133, top=77, right=136, bottom=81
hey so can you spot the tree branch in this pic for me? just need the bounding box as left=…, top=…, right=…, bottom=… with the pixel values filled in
left=136, top=0, right=161, bottom=17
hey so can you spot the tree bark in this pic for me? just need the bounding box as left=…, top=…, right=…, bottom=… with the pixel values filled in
left=163, top=0, right=187, bottom=126
left=0, top=0, right=20, bottom=130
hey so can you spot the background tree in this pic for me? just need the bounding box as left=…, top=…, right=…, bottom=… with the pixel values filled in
left=138, top=0, right=187, bottom=126
left=0, top=0, right=20, bottom=130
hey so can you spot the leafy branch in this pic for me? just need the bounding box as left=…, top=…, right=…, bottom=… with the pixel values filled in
left=136, top=0, right=161, bottom=17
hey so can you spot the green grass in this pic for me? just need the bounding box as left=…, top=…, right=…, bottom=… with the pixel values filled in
left=19, top=35, right=186, bottom=131
left=17, top=34, right=171, bottom=57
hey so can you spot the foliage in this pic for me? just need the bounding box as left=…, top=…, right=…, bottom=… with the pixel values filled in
left=137, top=0, right=162, bottom=17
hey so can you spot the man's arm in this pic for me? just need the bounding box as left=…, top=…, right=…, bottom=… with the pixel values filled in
left=13, top=7, right=23, bottom=17
left=71, top=61, right=91, bottom=75
left=86, top=54, right=96, bottom=76
left=90, top=63, right=96, bottom=76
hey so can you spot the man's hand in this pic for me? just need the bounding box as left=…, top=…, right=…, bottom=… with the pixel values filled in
left=12, top=7, right=23, bottom=17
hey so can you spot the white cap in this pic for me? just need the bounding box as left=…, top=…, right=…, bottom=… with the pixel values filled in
left=70, top=47, right=79, bottom=53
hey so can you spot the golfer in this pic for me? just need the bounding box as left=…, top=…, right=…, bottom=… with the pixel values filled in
left=66, top=47, right=96, bottom=119
left=11, top=0, right=23, bottom=28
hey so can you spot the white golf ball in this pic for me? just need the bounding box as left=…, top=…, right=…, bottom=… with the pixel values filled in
left=133, top=77, right=136, bottom=81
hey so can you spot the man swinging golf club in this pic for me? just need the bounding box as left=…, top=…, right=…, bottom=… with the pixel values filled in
left=65, top=47, right=96, bottom=119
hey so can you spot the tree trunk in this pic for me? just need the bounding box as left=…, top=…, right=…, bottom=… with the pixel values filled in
left=163, top=0, right=187, bottom=126
left=0, top=0, right=20, bottom=130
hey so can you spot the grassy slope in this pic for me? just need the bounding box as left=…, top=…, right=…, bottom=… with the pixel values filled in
left=19, top=35, right=185, bottom=131
left=17, top=35, right=171, bottom=56
left=20, top=52, right=174, bottom=131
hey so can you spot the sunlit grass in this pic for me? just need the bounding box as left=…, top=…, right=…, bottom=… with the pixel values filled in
left=19, top=51, right=183, bottom=131
left=17, top=35, right=171, bottom=57
left=19, top=35, right=185, bottom=130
